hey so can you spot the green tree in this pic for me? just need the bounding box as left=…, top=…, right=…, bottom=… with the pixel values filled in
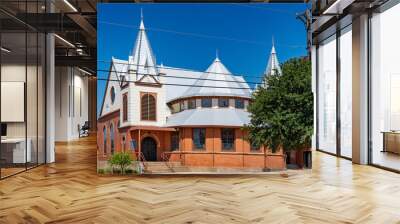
left=108, top=152, right=134, bottom=175
left=245, top=57, right=313, bottom=153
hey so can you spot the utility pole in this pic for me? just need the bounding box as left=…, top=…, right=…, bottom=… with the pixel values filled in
left=296, top=9, right=312, bottom=60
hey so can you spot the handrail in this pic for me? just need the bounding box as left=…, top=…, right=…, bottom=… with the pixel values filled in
left=135, top=151, right=147, bottom=172
left=161, top=152, right=173, bottom=171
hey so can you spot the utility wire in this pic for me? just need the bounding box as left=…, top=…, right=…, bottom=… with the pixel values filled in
left=97, top=78, right=254, bottom=90
left=97, top=68, right=263, bottom=85
left=97, top=59, right=267, bottom=80
left=98, top=20, right=306, bottom=49
left=229, top=3, right=299, bottom=16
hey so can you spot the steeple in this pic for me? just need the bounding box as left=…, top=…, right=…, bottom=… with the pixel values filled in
left=139, top=8, right=145, bottom=30
left=262, top=38, right=282, bottom=87
left=129, top=10, right=158, bottom=82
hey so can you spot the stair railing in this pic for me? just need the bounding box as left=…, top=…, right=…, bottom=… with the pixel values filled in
left=161, top=152, right=174, bottom=172
left=135, top=151, right=147, bottom=173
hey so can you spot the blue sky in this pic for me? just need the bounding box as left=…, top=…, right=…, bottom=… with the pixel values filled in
left=97, top=3, right=308, bottom=115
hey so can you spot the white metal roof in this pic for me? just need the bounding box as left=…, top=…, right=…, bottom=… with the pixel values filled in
left=160, top=66, right=203, bottom=102
left=264, top=44, right=282, bottom=78
left=109, top=60, right=252, bottom=103
left=165, top=108, right=251, bottom=127
left=166, top=57, right=251, bottom=103
left=112, top=57, right=128, bottom=80
left=128, top=17, right=158, bottom=81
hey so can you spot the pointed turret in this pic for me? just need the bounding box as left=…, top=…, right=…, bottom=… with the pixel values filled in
left=262, top=39, right=282, bottom=87
left=205, top=52, right=231, bottom=76
left=128, top=10, right=158, bottom=82
left=176, top=53, right=251, bottom=99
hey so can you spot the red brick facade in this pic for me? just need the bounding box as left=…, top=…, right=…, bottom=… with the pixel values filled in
left=98, top=111, right=285, bottom=170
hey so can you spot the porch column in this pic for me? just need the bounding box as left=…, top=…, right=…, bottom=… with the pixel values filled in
left=138, top=129, right=141, bottom=160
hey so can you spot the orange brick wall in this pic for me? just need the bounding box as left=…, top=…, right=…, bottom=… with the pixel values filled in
left=97, top=114, right=171, bottom=162
left=97, top=113, right=121, bottom=161
left=97, top=121, right=286, bottom=170
left=176, top=127, right=285, bottom=170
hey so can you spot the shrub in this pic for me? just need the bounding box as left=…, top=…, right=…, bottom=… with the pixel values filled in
left=97, top=168, right=105, bottom=174
left=108, top=152, right=134, bottom=175
left=104, top=167, right=112, bottom=174
left=125, top=168, right=134, bottom=174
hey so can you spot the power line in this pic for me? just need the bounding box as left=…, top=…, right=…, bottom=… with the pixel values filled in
left=97, top=78, right=254, bottom=90
left=97, top=59, right=267, bottom=80
left=98, top=20, right=306, bottom=49
left=97, top=68, right=263, bottom=85
left=229, top=3, right=298, bottom=16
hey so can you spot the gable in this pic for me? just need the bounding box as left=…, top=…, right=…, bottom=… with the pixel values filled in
left=100, top=64, right=122, bottom=117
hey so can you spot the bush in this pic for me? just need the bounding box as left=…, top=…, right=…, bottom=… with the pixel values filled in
left=104, top=167, right=111, bottom=174
left=125, top=168, right=134, bottom=174
left=97, top=168, right=105, bottom=174
left=108, top=152, right=134, bottom=175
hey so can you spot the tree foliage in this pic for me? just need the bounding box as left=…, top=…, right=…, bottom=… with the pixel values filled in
left=245, top=58, right=313, bottom=153
left=108, top=152, right=134, bottom=174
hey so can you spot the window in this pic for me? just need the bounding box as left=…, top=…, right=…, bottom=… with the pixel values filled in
left=171, top=131, right=180, bottom=151
left=370, top=5, right=400, bottom=171
left=123, top=94, right=128, bottom=121
left=103, top=126, right=107, bottom=154
left=110, top=123, right=115, bottom=154
left=180, top=101, right=185, bottom=112
left=188, top=99, right=196, bottom=109
left=201, top=98, right=212, bottom=108
left=339, top=26, right=352, bottom=158
left=141, top=93, right=156, bottom=121
left=317, top=35, right=337, bottom=155
left=235, top=99, right=244, bottom=109
left=193, top=128, right=206, bottom=150
left=221, top=128, right=235, bottom=150
left=110, top=86, right=115, bottom=104
left=122, top=135, right=126, bottom=151
left=218, top=98, right=229, bottom=108
left=170, top=103, right=180, bottom=114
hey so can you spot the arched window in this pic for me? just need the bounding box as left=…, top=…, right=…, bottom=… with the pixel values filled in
left=110, top=86, right=115, bottom=104
left=141, top=93, right=156, bottom=121
left=103, top=126, right=107, bottom=154
left=122, top=135, right=126, bottom=151
left=110, top=123, right=115, bottom=154
left=123, top=94, right=128, bottom=121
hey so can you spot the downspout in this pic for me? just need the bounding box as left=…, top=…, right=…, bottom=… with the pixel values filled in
left=264, top=145, right=267, bottom=171
left=213, top=128, right=215, bottom=167
left=242, top=129, right=244, bottom=168
left=138, top=129, right=141, bottom=160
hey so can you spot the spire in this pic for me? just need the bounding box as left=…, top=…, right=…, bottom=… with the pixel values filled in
left=264, top=39, right=281, bottom=76
left=139, top=8, right=145, bottom=30
left=271, top=36, right=276, bottom=54
left=215, top=49, right=219, bottom=61
left=262, top=37, right=282, bottom=87
left=129, top=11, right=158, bottom=81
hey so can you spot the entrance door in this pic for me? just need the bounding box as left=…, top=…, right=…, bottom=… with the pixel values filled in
left=141, top=137, right=157, bottom=161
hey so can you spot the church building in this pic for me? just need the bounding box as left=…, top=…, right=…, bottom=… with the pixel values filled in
left=97, top=16, right=285, bottom=171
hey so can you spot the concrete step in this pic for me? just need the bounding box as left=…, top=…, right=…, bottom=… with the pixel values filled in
left=142, top=161, right=189, bottom=173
